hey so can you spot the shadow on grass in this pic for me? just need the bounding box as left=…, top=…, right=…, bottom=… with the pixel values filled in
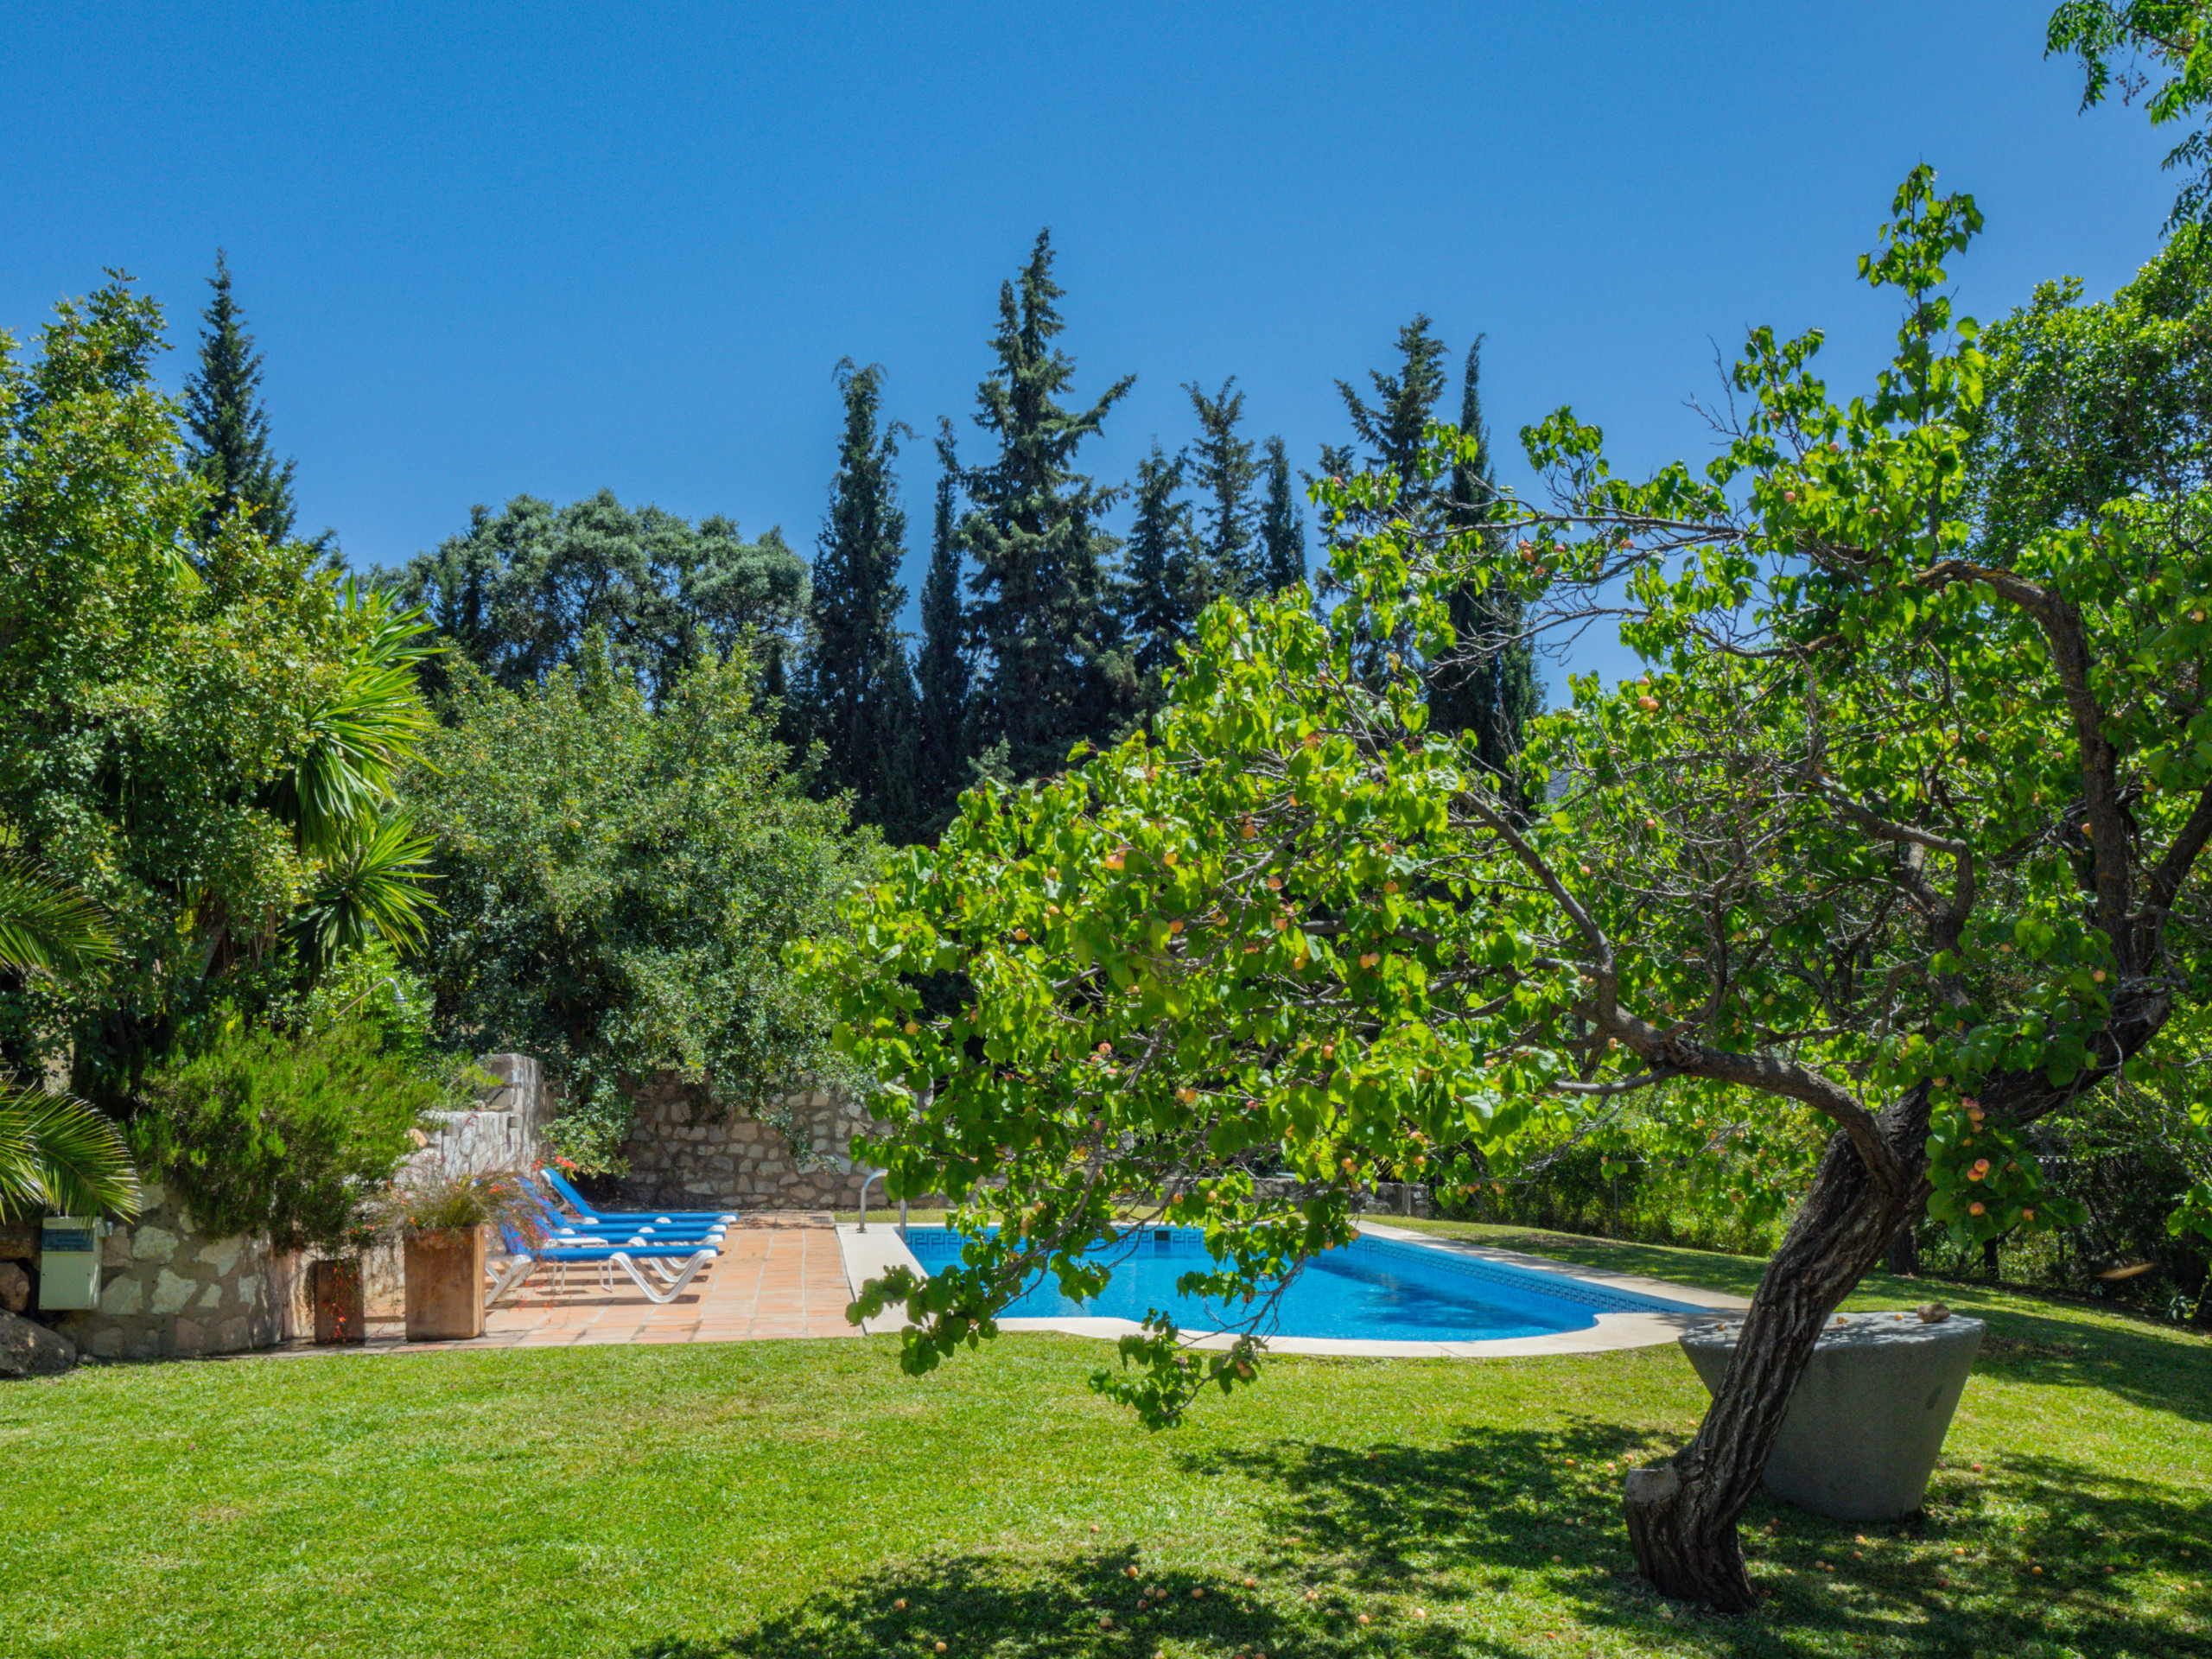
left=623, top=1424, right=2210, bottom=1658
left=627, top=1548, right=1494, bottom=1657
left=1190, top=1423, right=2212, bottom=1657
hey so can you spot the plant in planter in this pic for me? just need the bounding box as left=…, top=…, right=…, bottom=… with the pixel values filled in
left=377, top=1167, right=545, bottom=1342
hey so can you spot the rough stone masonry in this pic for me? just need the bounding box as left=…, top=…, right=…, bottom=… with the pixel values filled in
left=613, top=1079, right=885, bottom=1211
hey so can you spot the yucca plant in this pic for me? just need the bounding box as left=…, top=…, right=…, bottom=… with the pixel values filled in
left=270, top=583, right=441, bottom=860
left=293, top=813, right=440, bottom=969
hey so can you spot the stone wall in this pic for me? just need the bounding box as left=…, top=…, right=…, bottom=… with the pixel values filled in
left=614, top=1079, right=880, bottom=1211
left=18, top=1052, right=552, bottom=1355
left=53, top=1181, right=305, bottom=1361
left=419, top=1052, right=548, bottom=1177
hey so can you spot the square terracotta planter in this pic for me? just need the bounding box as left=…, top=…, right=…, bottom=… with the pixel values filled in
left=404, top=1228, right=486, bottom=1341
left=311, top=1256, right=365, bottom=1344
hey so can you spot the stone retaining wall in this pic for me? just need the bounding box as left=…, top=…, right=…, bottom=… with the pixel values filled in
left=24, top=1052, right=551, bottom=1356
left=614, top=1080, right=881, bottom=1211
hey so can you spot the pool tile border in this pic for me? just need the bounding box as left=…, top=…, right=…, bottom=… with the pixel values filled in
left=835, top=1219, right=1748, bottom=1357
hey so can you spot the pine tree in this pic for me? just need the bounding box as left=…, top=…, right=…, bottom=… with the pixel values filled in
left=1315, top=315, right=1455, bottom=665
left=1426, top=337, right=1541, bottom=797
left=960, top=231, right=1136, bottom=782
left=1336, top=314, right=1451, bottom=490
left=1122, top=442, right=1199, bottom=719
left=799, top=360, right=920, bottom=836
left=1258, top=435, right=1306, bottom=594
left=1185, top=378, right=1260, bottom=598
left=181, top=250, right=300, bottom=545
left=914, top=419, right=971, bottom=829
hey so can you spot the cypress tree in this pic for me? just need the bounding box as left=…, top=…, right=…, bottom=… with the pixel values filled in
left=181, top=250, right=300, bottom=545
left=914, top=419, right=971, bottom=828
left=1427, top=337, right=1541, bottom=795
left=1122, top=442, right=1199, bottom=719
left=1184, top=378, right=1260, bottom=598
left=960, top=231, right=1136, bottom=781
left=799, top=360, right=920, bottom=836
left=1258, top=435, right=1306, bottom=594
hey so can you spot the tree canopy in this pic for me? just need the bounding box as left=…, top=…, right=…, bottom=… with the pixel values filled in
left=793, top=361, right=921, bottom=840
left=405, top=639, right=872, bottom=1170
left=386, top=489, right=808, bottom=707
left=181, top=251, right=302, bottom=548
left=959, top=232, right=1139, bottom=783
left=0, top=280, right=436, bottom=1109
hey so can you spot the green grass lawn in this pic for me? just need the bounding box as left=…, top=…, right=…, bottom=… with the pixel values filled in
left=3, top=1223, right=2206, bottom=1659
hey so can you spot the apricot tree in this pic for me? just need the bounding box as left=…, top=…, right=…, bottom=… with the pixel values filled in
left=803, top=169, right=2212, bottom=1610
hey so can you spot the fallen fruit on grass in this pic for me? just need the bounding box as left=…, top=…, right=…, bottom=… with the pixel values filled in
left=1243, top=1577, right=1257, bottom=1588
left=1357, top=1613, right=1371, bottom=1625
left=893, top=1599, right=906, bottom=1610
left=935, top=1645, right=947, bottom=1655
left=1192, top=1587, right=1205, bottom=1599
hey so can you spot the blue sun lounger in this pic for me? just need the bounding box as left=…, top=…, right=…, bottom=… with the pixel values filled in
left=521, top=1195, right=725, bottom=1251
left=537, top=1166, right=739, bottom=1227
left=486, top=1225, right=719, bottom=1306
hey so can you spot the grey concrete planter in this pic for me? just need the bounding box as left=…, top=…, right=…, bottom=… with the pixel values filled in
left=1681, top=1311, right=1984, bottom=1521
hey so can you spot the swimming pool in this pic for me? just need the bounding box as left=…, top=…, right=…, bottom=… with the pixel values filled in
left=899, top=1225, right=1710, bottom=1344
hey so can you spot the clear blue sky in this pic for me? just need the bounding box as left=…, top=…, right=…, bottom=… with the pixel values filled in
left=2, top=3, right=2177, bottom=694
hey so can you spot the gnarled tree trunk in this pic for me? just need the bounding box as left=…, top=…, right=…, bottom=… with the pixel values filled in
left=1623, top=1087, right=1933, bottom=1611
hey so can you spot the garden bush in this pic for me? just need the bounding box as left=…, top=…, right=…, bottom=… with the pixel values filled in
left=132, top=1018, right=457, bottom=1251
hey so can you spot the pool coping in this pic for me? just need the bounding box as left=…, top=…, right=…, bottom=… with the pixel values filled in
left=835, top=1219, right=1749, bottom=1357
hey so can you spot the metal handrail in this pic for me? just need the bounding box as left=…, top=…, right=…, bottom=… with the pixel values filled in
left=856, top=1166, right=887, bottom=1232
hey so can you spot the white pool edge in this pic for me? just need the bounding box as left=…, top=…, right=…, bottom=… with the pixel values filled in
left=835, top=1218, right=1749, bottom=1357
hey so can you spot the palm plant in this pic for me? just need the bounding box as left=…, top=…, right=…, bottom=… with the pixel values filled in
left=294, top=812, right=439, bottom=970
left=266, top=582, right=445, bottom=972
left=0, top=853, right=140, bottom=1222
left=271, top=584, right=441, bottom=860
left=0, top=855, right=116, bottom=976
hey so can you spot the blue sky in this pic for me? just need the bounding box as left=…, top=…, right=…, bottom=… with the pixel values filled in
left=2, top=3, right=2177, bottom=694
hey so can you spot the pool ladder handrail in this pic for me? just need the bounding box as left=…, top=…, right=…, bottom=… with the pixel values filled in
left=856, top=1167, right=910, bottom=1237
left=857, top=1166, right=886, bottom=1231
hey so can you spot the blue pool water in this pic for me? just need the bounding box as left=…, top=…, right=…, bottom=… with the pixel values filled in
left=900, top=1226, right=1706, bottom=1343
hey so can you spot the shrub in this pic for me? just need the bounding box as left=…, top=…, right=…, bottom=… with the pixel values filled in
left=134, top=1020, right=449, bottom=1251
